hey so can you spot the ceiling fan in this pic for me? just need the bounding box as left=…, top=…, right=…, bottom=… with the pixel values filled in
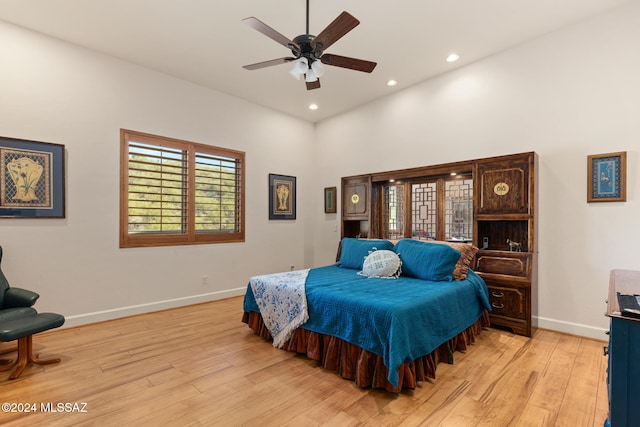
left=241, top=0, right=377, bottom=90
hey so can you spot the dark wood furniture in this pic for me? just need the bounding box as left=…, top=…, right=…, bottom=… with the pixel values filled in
left=341, top=175, right=372, bottom=238
left=473, top=152, right=537, bottom=336
left=340, top=151, right=538, bottom=337
left=605, top=269, right=640, bottom=427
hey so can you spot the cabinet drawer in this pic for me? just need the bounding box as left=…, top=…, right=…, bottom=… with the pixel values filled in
left=475, top=252, right=532, bottom=278
left=487, top=285, right=527, bottom=319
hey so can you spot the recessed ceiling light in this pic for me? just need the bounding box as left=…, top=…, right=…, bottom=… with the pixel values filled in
left=387, top=80, right=398, bottom=87
left=308, top=104, right=318, bottom=110
left=446, top=53, right=460, bottom=63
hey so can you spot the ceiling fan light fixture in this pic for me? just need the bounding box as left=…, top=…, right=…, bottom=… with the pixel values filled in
left=305, top=67, right=318, bottom=83
left=289, top=57, right=309, bottom=80
left=310, top=59, right=324, bottom=78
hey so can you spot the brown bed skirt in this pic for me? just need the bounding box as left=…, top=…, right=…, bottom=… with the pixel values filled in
left=242, top=310, right=490, bottom=392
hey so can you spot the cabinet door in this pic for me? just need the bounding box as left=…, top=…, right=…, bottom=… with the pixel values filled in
left=609, top=317, right=640, bottom=426
left=343, top=178, right=369, bottom=217
left=476, top=155, right=531, bottom=215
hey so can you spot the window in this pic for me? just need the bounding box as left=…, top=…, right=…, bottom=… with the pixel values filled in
left=444, top=178, right=473, bottom=241
left=120, top=129, right=245, bottom=248
left=378, top=174, right=472, bottom=242
left=411, top=181, right=438, bottom=240
left=383, top=183, right=405, bottom=239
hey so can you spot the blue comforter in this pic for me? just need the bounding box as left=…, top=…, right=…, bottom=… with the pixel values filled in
left=243, top=264, right=491, bottom=387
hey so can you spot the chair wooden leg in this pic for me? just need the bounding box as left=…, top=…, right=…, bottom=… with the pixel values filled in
left=1, top=336, right=61, bottom=380
left=0, top=345, right=17, bottom=356
left=26, top=335, right=61, bottom=365
left=8, top=338, right=29, bottom=379
left=0, top=356, right=18, bottom=371
left=0, top=344, right=18, bottom=364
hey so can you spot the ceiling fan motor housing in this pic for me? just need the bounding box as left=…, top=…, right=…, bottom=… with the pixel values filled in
left=291, top=34, right=323, bottom=64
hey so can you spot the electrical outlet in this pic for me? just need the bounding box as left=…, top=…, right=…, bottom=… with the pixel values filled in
left=290, top=265, right=295, bottom=271
left=201, top=275, right=208, bottom=286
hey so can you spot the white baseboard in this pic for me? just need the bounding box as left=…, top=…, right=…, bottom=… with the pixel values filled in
left=61, top=297, right=610, bottom=342
left=62, top=288, right=247, bottom=328
left=535, top=316, right=608, bottom=341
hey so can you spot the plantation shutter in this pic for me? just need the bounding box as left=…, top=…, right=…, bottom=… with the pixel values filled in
left=127, top=141, right=188, bottom=235
left=120, top=129, right=245, bottom=248
left=194, top=150, right=241, bottom=233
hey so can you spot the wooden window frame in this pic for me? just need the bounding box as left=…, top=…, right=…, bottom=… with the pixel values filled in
left=120, top=129, right=245, bottom=248
left=374, top=173, right=473, bottom=241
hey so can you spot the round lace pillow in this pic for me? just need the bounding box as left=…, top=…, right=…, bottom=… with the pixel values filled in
left=358, top=249, right=402, bottom=279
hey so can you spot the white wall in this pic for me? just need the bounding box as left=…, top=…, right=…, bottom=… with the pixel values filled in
left=313, top=1, right=640, bottom=340
left=0, top=21, right=316, bottom=326
left=2, top=2, right=639, bottom=340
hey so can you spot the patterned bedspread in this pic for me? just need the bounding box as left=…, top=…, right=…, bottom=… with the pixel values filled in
left=249, top=269, right=310, bottom=348
left=244, top=265, right=490, bottom=387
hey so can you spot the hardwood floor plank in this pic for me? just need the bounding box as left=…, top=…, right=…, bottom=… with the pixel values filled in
left=0, top=297, right=609, bottom=426
left=555, top=337, right=609, bottom=427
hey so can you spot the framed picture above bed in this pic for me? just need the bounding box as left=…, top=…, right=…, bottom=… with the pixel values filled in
left=587, top=151, right=626, bottom=203
left=269, top=173, right=296, bottom=220
left=0, top=136, right=65, bottom=218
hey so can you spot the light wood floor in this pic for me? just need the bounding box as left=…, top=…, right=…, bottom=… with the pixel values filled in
left=0, top=296, right=609, bottom=426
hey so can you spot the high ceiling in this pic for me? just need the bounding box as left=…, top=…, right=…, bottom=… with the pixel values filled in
left=0, top=0, right=632, bottom=122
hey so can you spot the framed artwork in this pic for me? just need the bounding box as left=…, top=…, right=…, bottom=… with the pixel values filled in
left=587, top=152, right=626, bottom=203
left=0, top=136, right=65, bottom=218
left=324, top=186, right=337, bottom=213
left=269, top=174, right=296, bottom=220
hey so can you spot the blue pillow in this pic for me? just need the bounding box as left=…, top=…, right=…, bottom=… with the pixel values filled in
left=393, top=239, right=461, bottom=282
left=337, top=238, right=394, bottom=270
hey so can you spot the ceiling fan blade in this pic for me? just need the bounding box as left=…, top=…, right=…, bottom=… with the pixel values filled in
left=311, top=11, right=359, bottom=51
left=306, top=79, right=321, bottom=90
left=242, top=17, right=300, bottom=50
left=321, top=54, right=377, bottom=73
left=243, top=57, right=296, bottom=70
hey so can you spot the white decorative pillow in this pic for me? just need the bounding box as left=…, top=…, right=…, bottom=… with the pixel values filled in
left=358, top=250, right=402, bottom=279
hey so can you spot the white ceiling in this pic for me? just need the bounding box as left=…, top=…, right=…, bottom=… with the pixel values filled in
left=0, top=0, right=632, bottom=122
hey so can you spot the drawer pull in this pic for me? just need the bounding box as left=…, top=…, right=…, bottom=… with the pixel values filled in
left=491, top=291, right=504, bottom=298
left=491, top=302, right=504, bottom=309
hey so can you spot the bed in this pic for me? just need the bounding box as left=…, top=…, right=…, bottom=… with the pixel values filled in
left=242, top=238, right=491, bottom=392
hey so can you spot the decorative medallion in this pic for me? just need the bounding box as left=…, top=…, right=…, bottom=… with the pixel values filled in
left=493, top=182, right=510, bottom=196
left=351, top=194, right=360, bottom=204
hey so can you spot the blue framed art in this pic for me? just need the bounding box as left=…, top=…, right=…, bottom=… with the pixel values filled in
left=0, top=136, right=66, bottom=218
left=587, top=151, right=626, bottom=203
